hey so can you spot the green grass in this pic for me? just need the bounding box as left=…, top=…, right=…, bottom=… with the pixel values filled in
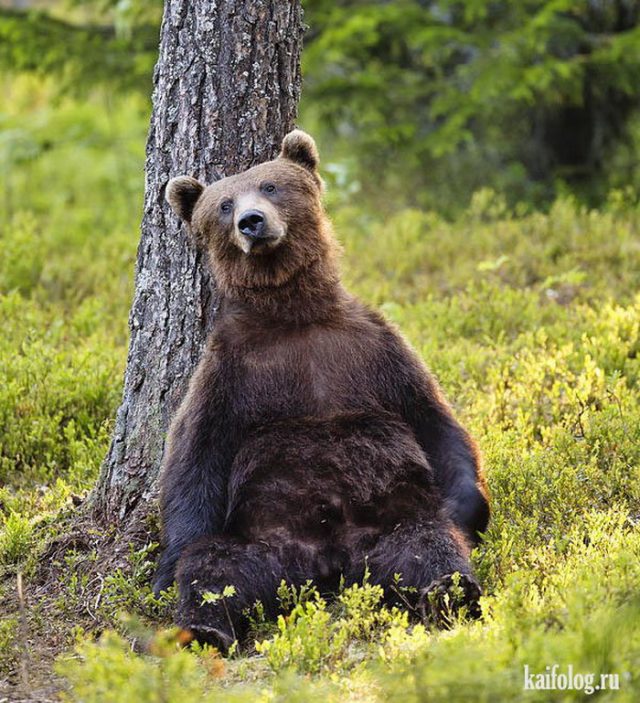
left=1, top=76, right=639, bottom=700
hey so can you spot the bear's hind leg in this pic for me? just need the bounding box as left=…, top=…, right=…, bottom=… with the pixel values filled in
left=361, top=520, right=481, bottom=625
left=175, top=537, right=332, bottom=650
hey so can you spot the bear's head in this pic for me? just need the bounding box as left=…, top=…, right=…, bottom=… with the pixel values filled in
left=165, top=130, right=337, bottom=295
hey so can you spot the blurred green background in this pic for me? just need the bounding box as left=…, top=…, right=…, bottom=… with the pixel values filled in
left=3, top=0, right=640, bottom=214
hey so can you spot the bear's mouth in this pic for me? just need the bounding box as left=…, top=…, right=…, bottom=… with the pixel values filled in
left=243, top=235, right=280, bottom=254
left=236, top=226, right=286, bottom=255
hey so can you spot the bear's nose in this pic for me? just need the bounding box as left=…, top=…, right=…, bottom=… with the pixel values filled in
left=238, top=210, right=266, bottom=239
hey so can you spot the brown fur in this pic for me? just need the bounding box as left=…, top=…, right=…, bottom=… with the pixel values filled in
left=155, top=130, right=490, bottom=645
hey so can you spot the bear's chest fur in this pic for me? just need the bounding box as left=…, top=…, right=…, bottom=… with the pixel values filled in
left=225, top=318, right=386, bottom=426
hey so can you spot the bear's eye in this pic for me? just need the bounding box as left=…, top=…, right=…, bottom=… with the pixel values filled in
left=220, top=199, right=233, bottom=215
left=261, top=182, right=277, bottom=196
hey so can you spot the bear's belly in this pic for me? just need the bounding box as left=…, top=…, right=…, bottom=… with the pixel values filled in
left=222, top=411, right=440, bottom=546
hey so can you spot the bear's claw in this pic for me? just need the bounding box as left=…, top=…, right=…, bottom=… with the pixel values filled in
left=418, top=572, right=482, bottom=627
left=181, top=623, right=235, bottom=654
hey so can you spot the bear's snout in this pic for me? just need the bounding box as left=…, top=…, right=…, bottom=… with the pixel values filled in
left=238, top=209, right=267, bottom=240
left=235, top=204, right=285, bottom=254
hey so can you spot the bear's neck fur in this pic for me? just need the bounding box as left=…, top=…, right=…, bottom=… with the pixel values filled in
left=220, top=254, right=345, bottom=327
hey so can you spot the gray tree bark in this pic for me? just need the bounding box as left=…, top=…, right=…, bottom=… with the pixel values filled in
left=92, top=0, right=304, bottom=527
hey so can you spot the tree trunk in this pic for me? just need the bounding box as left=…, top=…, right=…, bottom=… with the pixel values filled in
left=92, top=0, right=304, bottom=529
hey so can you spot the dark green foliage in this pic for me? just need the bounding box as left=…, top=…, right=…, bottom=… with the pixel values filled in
left=302, top=0, right=640, bottom=210
left=0, top=5, right=158, bottom=95
left=4, top=2, right=640, bottom=210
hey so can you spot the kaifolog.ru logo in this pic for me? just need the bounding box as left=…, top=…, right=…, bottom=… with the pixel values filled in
left=523, top=665, right=620, bottom=695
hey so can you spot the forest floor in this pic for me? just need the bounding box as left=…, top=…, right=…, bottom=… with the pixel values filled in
left=1, top=80, right=640, bottom=701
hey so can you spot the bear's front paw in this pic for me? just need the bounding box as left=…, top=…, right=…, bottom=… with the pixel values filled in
left=418, top=572, right=482, bottom=628
left=180, top=624, right=235, bottom=654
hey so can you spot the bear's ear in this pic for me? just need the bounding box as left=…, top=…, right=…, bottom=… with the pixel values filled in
left=165, top=176, right=205, bottom=223
left=279, top=129, right=319, bottom=173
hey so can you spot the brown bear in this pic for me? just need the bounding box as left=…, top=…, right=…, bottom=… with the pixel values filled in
left=154, top=130, right=490, bottom=649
